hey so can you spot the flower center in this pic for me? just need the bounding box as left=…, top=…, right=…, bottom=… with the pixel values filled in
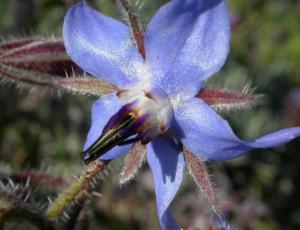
left=82, top=87, right=173, bottom=164
left=118, top=88, right=173, bottom=140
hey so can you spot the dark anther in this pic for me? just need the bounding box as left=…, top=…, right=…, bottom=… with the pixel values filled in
left=81, top=114, right=135, bottom=164
left=81, top=103, right=151, bottom=164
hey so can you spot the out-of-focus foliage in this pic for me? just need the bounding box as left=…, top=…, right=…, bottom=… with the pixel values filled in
left=0, top=0, right=300, bottom=229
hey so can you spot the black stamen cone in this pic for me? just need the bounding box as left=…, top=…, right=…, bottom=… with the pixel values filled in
left=81, top=115, right=135, bottom=164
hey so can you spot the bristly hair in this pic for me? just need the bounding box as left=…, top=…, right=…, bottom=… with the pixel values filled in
left=0, top=180, right=51, bottom=228
left=197, top=83, right=263, bottom=113
left=116, top=0, right=146, bottom=59
left=46, top=160, right=111, bottom=222
left=183, top=149, right=219, bottom=212
left=0, top=36, right=118, bottom=97
left=119, top=142, right=147, bottom=184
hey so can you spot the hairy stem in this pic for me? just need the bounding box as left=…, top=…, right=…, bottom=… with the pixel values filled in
left=46, top=160, right=109, bottom=221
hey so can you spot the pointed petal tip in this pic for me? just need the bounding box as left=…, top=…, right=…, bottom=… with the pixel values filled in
left=145, top=0, right=231, bottom=98
left=63, top=0, right=143, bottom=87
left=174, top=98, right=300, bottom=163
left=147, top=135, right=185, bottom=230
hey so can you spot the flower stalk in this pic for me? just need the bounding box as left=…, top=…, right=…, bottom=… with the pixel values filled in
left=46, top=160, right=109, bottom=221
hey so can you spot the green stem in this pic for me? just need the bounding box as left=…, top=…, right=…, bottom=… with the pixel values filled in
left=46, top=160, right=109, bottom=221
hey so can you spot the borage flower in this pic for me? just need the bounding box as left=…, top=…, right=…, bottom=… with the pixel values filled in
left=63, top=0, right=300, bottom=229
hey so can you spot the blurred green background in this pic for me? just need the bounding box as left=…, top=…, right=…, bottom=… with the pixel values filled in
left=0, top=0, right=300, bottom=229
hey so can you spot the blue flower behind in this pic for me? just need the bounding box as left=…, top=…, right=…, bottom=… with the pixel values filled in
left=63, top=1, right=300, bottom=229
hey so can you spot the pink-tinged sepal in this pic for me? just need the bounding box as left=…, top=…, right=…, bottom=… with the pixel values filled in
left=1, top=40, right=65, bottom=58
left=0, top=37, right=117, bottom=97
left=56, top=77, right=118, bottom=97
left=197, top=86, right=261, bottom=112
left=0, top=38, right=77, bottom=76
left=120, top=142, right=147, bottom=184
left=0, top=37, right=77, bottom=89
left=183, top=148, right=217, bottom=209
left=116, top=0, right=145, bottom=58
left=0, top=38, right=37, bottom=51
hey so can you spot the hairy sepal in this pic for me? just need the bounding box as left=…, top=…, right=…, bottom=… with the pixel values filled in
left=116, top=0, right=145, bottom=58
left=183, top=149, right=217, bottom=210
left=197, top=86, right=262, bottom=112
left=0, top=37, right=118, bottom=96
left=120, top=142, right=147, bottom=184
left=55, top=77, right=118, bottom=97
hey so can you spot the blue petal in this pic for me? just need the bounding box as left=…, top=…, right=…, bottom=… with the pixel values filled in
left=174, top=98, right=300, bottom=162
left=147, top=135, right=185, bottom=230
left=84, top=94, right=130, bottom=160
left=145, top=0, right=230, bottom=98
left=63, top=1, right=144, bottom=88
